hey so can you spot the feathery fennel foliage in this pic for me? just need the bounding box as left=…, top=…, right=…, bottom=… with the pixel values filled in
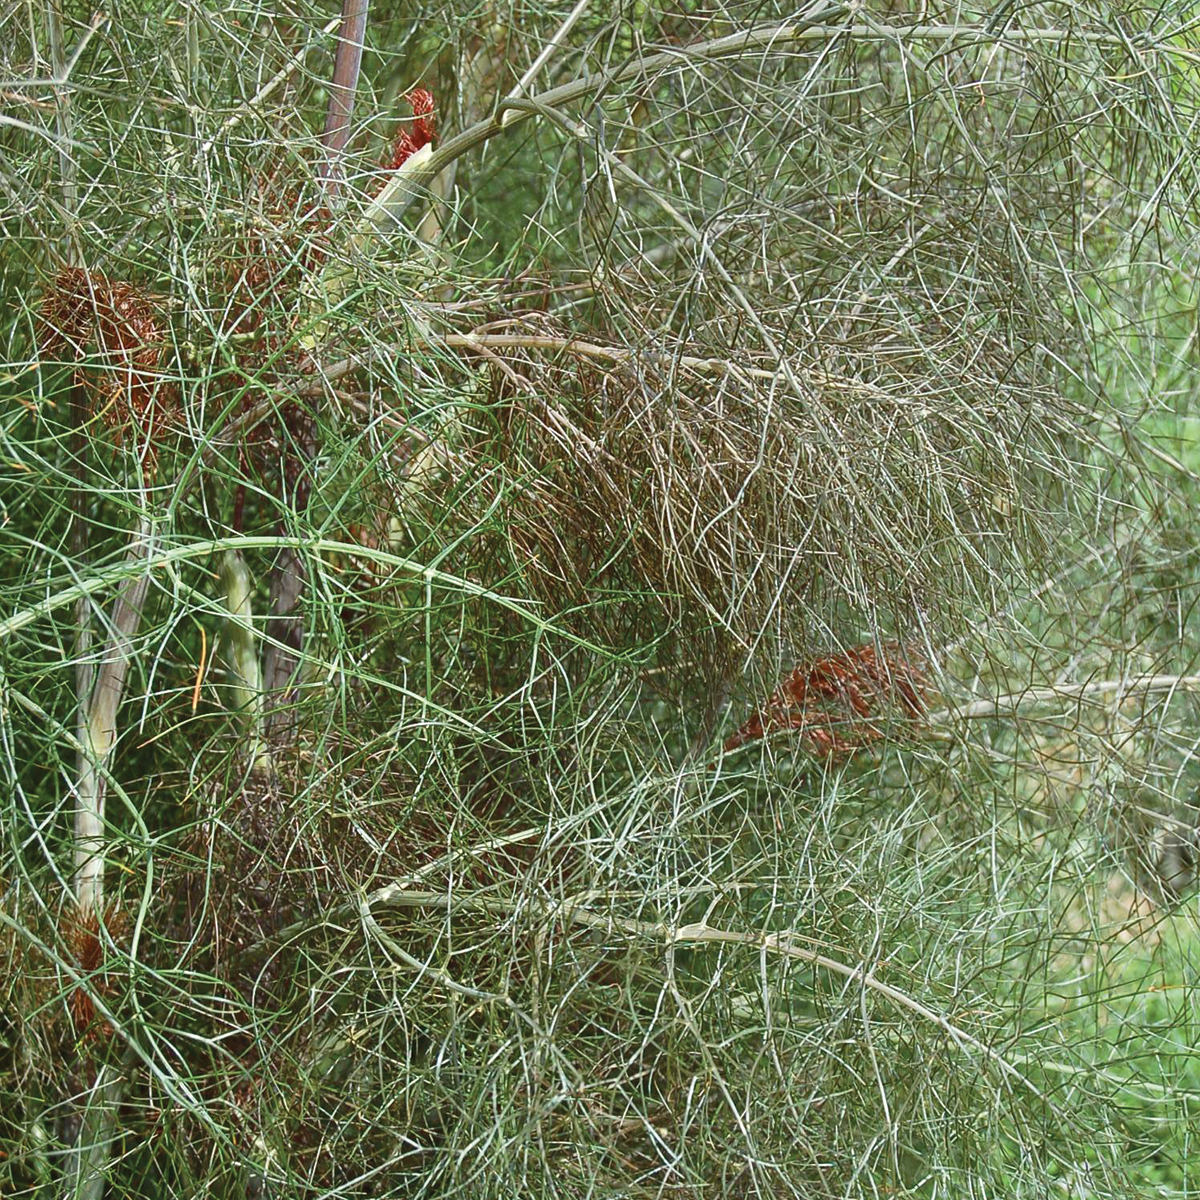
left=4, top=1, right=1200, bottom=1196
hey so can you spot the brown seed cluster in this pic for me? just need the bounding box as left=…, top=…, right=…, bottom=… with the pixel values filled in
left=383, top=87, right=436, bottom=170
left=725, top=642, right=929, bottom=759
left=222, top=185, right=330, bottom=359
left=39, top=267, right=174, bottom=453
left=61, top=904, right=126, bottom=1041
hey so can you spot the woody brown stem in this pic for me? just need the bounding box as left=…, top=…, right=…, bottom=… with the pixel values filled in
left=257, top=0, right=371, bottom=751
left=260, top=408, right=317, bottom=746
left=319, top=0, right=370, bottom=196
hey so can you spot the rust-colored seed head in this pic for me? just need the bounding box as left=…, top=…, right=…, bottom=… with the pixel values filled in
left=407, top=87, right=434, bottom=118
left=725, top=642, right=930, bottom=759
left=62, top=905, right=126, bottom=1041
left=38, top=267, right=174, bottom=456
left=39, top=266, right=95, bottom=359
left=384, top=87, right=436, bottom=170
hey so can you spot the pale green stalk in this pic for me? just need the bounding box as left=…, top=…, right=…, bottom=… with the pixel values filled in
left=220, top=549, right=271, bottom=775
left=74, top=514, right=154, bottom=916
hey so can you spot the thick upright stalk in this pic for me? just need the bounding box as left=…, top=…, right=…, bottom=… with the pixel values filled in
left=45, top=0, right=77, bottom=250
left=318, top=0, right=369, bottom=195
left=260, top=425, right=316, bottom=744
left=259, top=0, right=370, bottom=740
left=59, top=1061, right=127, bottom=1200
left=220, top=549, right=270, bottom=773
left=74, top=514, right=153, bottom=915
left=71, top=387, right=95, bottom=853
left=61, top=514, right=151, bottom=1200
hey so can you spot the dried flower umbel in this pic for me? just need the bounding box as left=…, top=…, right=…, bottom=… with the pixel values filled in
left=725, top=642, right=930, bottom=759
left=61, top=904, right=126, bottom=1041
left=39, top=266, right=173, bottom=454
left=384, top=87, right=436, bottom=169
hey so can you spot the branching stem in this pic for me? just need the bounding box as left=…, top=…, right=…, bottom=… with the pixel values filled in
left=365, top=4, right=1173, bottom=231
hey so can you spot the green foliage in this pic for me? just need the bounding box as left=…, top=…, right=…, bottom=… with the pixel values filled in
left=4, top=1, right=1200, bottom=1197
